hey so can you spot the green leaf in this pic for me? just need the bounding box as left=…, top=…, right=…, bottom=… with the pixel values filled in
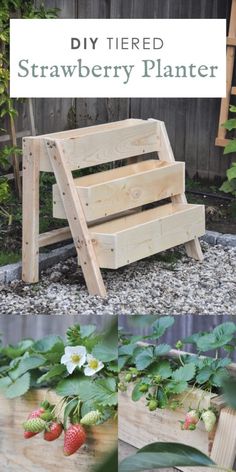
left=131, top=382, right=145, bottom=402
left=119, top=344, right=137, bottom=356
left=10, top=356, right=46, bottom=380
left=172, top=363, right=196, bottom=382
left=92, top=343, right=117, bottom=362
left=118, top=355, right=129, bottom=370
left=63, top=398, right=78, bottom=428
left=0, top=376, right=12, bottom=391
left=2, top=339, right=33, bottom=359
left=166, top=380, right=188, bottom=394
left=151, top=316, right=175, bottom=339
left=223, top=118, right=236, bottom=131
left=220, top=180, right=234, bottom=194
left=196, top=366, right=212, bottom=384
left=229, top=104, right=236, bottom=113
left=32, top=335, right=63, bottom=353
left=56, top=375, right=88, bottom=396
left=227, top=165, right=236, bottom=181
left=148, top=360, right=172, bottom=379
left=224, top=140, right=236, bottom=155
left=119, top=442, right=215, bottom=472
left=197, top=322, right=236, bottom=351
left=5, top=372, right=30, bottom=398
left=154, top=344, right=171, bottom=356
left=37, top=364, right=66, bottom=384
left=135, top=347, right=154, bottom=370
left=80, top=325, right=96, bottom=338
left=77, top=377, right=117, bottom=407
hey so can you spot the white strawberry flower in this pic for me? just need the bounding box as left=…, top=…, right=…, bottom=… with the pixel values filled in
left=61, top=346, right=87, bottom=374
left=84, top=354, right=104, bottom=376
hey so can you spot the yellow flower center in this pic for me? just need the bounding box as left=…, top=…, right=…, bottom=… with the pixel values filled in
left=88, top=359, right=99, bottom=370
left=71, top=354, right=81, bottom=363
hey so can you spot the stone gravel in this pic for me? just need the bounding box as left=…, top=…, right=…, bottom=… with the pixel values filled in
left=0, top=242, right=235, bottom=315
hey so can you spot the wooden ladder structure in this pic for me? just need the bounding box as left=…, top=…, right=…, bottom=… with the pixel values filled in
left=22, top=119, right=205, bottom=298
left=216, top=0, right=236, bottom=147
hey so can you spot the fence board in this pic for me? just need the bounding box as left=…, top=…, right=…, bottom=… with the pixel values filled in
left=8, top=0, right=234, bottom=181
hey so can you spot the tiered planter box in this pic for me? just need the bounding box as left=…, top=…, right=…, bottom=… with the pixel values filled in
left=0, top=390, right=117, bottom=472
left=119, top=357, right=236, bottom=472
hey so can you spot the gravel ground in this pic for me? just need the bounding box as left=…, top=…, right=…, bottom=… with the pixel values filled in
left=0, top=242, right=235, bottom=315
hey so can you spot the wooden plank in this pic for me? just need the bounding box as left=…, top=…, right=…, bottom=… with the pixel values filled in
left=231, top=86, right=236, bottom=95
left=53, top=160, right=185, bottom=221
left=119, top=386, right=216, bottom=464
left=150, top=119, right=204, bottom=261
left=22, top=139, right=40, bottom=283
left=0, top=390, right=117, bottom=472
left=46, top=139, right=107, bottom=297
left=215, top=137, right=229, bottom=147
left=0, top=130, right=31, bottom=143
left=91, top=203, right=205, bottom=269
left=227, top=37, right=236, bottom=46
left=39, top=120, right=160, bottom=172
left=216, top=0, right=236, bottom=142
left=210, top=408, right=236, bottom=470
left=38, top=226, right=72, bottom=247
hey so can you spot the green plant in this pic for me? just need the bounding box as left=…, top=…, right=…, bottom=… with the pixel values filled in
left=0, top=0, right=59, bottom=197
left=0, top=322, right=118, bottom=456
left=119, top=317, right=236, bottom=433
left=220, top=105, right=236, bottom=196
left=119, top=442, right=234, bottom=472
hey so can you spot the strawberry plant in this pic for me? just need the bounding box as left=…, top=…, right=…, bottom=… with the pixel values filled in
left=220, top=105, right=236, bottom=196
left=119, top=316, right=236, bottom=434
left=0, top=322, right=117, bottom=456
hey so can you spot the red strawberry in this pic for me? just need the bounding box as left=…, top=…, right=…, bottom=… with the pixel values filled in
left=24, top=407, right=45, bottom=439
left=63, top=424, right=86, bottom=456
left=44, top=422, right=63, bottom=441
left=24, top=431, right=37, bottom=439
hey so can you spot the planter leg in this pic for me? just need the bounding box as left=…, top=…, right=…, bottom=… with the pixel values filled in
left=210, top=408, right=236, bottom=470
left=22, top=139, right=40, bottom=283
left=149, top=118, right=204, bottom=261
left=46, top=139, right=107, bottom=298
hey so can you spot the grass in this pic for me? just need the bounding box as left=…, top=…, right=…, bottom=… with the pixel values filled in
left=0, top=251, right=21, bottom=266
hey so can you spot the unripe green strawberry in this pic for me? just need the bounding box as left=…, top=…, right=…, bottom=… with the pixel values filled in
left=40, top=411, right=54, bottom=421
left=81, top=410, right=101, bottom=426
left=148, top=399, right=158, bottom=411
left=153, top=375, right=162, bottom=384
left=125, top=373, right=132, bottom=382
left=175, top=340, right=183, bottom=350
left=185, top=410, right=199, bottom=425
left=118, top=382, right=127, bottom=392
left=64, top=424, right=86, bottom=456
left=23, top=418, right=46, bottom=433
left=201, top=410, right=217, bottom=433
left=44, top=422, right=63, bottom=441
left=139, top=384, right=149, bottom=393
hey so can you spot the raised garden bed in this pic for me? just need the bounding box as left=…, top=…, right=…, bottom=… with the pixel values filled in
left=118, top=317, right=236, bottom=472
left=0, top=389, right=117, bottom=472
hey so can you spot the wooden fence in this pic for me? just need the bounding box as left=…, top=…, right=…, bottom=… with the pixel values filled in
left=9, top=0, right=235, bottom=180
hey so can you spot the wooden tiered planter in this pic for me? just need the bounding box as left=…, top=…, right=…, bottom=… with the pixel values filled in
left=22, top=119, right=205, bottom=296
left=0, top=390, right=117, bottom=472
left=119, top=356, right=236, bottom=472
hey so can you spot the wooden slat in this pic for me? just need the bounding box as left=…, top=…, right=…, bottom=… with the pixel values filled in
left=227, top=37, right=236, bottom=46
left=231, top=86, right=236, bottom=95
left=215, top=137, right=229, bottom=147
left=0, top=391, right=117, bottom=472
left=210, top=408, right=236, bottom=470
left=91, top=203, right=205, bottom=269
left=38, top=226, right=72, bottom=247
left=151, top=119, right=204, bottom=261
left=22, top=139, right=40, bottom=283
left=0, top=130, right=31, bottom=143
left=46, top=139, right=107, bottom=297
left=53, top=160, right=185, bottom=221
left=216, top=0, right=236, bottom=142
left=38, top=120, right=160, bottom=172
left=119, top=386, right=216, bottom=472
